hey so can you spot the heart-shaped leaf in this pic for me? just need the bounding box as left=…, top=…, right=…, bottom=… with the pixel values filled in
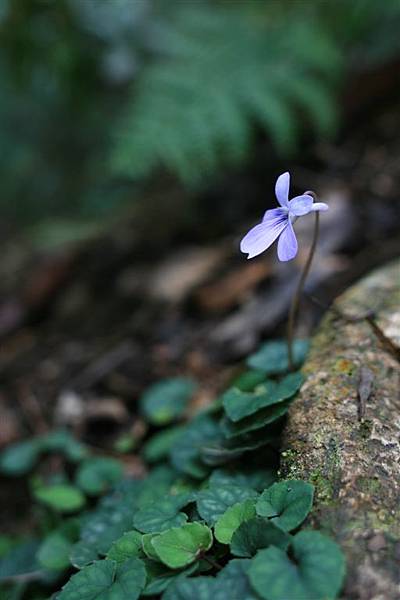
left=74, top=480, right=141, bottom=559
left=34, top=484, right=85, bottom=513
left=106, top=530, right=143, bottom=563
left=196, top=486, right=258, bottom=526
left=151, top=523, right=213, bottom=569
left=70, top=540, right=99, bottom=570
left=222, top=381, right=276, bottom=422
left=247, top=339, right=309, bottom=375
left=38, top=532, right=72, bottom=571
left=163, top=576, right=216, bottom=599
left=209, top=469, right=276, bottom=493
left=231, top=370, right=267, bottom=392
left=164, top=560, right=257, bottom=600
left=223, top=372, right=303, bottom=422
left=230, top=517, right=291, bottom=557
left=0, top=440, right=41, bottom=476
left=143, top=561, right=198, bottom=596
left=256, top=480, right=314, bottom=531
left=221, top=401, right=291, bottom=438
left=214, top=499, right=256, bottom=544
left=41, top=430, right=88, bottom=462
left=133, top=494, right=191, bottom=533
left=75, top=458, right=123, bottom=496
left=215, top=559, right=258, bottom=600
left=58, top=557, right=146, bottom=600
left=140, top=377, right=196, bottom=425
left=248, top=531, right=345, bottom=600
left=170, top=414, right=221, bottom=478
left=143, top=425, right=184, bottom=463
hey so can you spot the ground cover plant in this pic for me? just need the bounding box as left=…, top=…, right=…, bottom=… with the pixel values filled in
left=0, top=336, right=345, bottom=599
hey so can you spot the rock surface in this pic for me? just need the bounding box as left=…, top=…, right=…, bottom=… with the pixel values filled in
left=282, top=259, right=400, bottom=600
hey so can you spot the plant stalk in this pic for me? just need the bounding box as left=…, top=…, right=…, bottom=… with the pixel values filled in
left=287, top=195, right=320, bottom=370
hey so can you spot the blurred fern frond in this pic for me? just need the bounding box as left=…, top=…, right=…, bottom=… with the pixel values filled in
left=111, top=4, right=341, bottom=185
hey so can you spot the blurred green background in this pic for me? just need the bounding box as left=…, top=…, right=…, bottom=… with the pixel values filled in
left=1, top=0, right=400, bottom=238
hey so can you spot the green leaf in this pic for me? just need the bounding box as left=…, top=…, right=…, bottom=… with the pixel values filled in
left=0, top=540, right=41, bottom=580
left=69, top=541, right=98, bottom=569
left=143, top=561, right=197, bottom=596
left=163, top=576, right=216, bottom=599
left=133, top=493, right=192, bottom=533
left=140, top=377, right=196, bottom=426
left=164, top=560, right=257, bottom=599
left=0, top=431, right=88, bottom=477
left=248, top=531, right=345, bottom=600
left=256, top=480, right=314, bottom=531
left=58, top=557, right=146, bottom=600
left=34, top=484, right=86, bottom=513
left=230, top=369, right=267, bottom=392
left=200, top=439, right=267, bottom=466
left=215, top=559, right=258, bottom=600
left=0, top=440, right=41, bottom=476
left=37, top=532, right=72, bottom=571
left=197, top=486, right=258, bottom=526
left=143, top=425, right=184, bottom=463
left=214, top=499, right=256, bottom=544
left=74, top=480, right=142, bottom=559
left=106, top=531, right=143, bottom=563
left=142, top=534, right=160, bottom=561
left=247, top=339, right=309, bottom=375
left=136, top=465, right=179, bottom=508
left=222, top=381, right=276, bottom=422
left=223, top=372, right=303, bottom=422
left=170, top=414, right=221, bottom=478
left=209, top=468, right=276, bottom=493
left=151, top=523, right=213, bottom=569
left=41, top=430, right=88, bottom=462
left=75, top=458, right=123, bottom=496
left=221, top=401, right=291, bottom=438
left=230, top=517, right=291, bottom=557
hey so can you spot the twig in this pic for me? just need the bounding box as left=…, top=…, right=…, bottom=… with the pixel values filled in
left=306, top=294, right=400, bottom=363
left=365, top=314, right=400, bottom=362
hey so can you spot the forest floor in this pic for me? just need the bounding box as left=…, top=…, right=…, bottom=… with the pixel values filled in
left=1, top=92, right=400, bottom=536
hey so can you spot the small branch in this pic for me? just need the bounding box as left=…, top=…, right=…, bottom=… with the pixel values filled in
left=287, top=199, right=320, bottom=370
left=365, top=314, right=400, bottom=363
left=306, top=294, right=400, bottom=363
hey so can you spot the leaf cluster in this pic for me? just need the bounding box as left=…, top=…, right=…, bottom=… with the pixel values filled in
left=0, top=338, right=345, bottom=599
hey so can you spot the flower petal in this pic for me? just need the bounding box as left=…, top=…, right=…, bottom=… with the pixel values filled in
left=310, top=202, right=329, bottom=212
left=240, top=211, right=288, bottom=259
left=277, top=220, right=298, bottom=261
left=275, top=172, right=290, bottom=207
left=262, top=207, right=286, bottom=222
left=288, top=194, right=314, bottom=217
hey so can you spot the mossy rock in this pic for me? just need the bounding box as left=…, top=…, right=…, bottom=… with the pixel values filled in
left=282, top=259, right=400, bottom=600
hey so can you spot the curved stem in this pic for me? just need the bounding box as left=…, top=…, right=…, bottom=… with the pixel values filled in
left=287, top=200, right=320, bottom=370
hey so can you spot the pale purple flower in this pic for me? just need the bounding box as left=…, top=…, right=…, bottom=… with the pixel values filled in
left=240, top=172, right=329, bottom=261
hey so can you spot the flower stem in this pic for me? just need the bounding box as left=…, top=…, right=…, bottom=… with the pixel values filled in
left=287, top=195, right=320, bottom=371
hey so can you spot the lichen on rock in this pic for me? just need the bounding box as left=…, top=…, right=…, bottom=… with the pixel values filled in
left=282, top=259, right=400, bottom=600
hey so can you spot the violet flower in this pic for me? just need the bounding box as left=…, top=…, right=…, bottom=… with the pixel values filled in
left=240, top=172, right=328, bottom=261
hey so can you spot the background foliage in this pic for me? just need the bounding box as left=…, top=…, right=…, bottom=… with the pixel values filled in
left=1, top=0, right=400, bottom=228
